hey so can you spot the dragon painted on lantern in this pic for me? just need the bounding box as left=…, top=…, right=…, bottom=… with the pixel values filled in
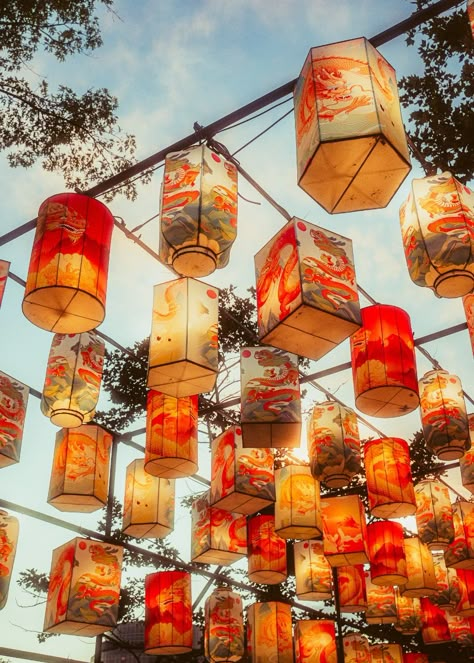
left=0, top=372, right=28, bottom=464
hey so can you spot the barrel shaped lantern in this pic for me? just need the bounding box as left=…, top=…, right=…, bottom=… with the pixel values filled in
left=445, top=500, right=474, bottom=569
left=337, top=564, right=367, bottom=613
left=350, top=305, right=419, bottom=417
left=460, top=415, right=474, bottom=493
left=320, top=494, right=368, bottom=567
left=294, top=619, right=337, bottom=663
left=367, top=520, right=407, bottom=586
left=394, top=590, right=422, bottom=635
left=294, top=37, right=410, bottom=214
left=0, top=371, right=29, bottom=468
left=415, top=480, right=454, bottom=550
left=400, top=537, right=438, bottom=598
left=204, top=587, right=244, bottom=663
left=420, top=597, right=451, bottom=645
left=247, top=514, right=287, bottom=585
left=343, top=634, right=371, bottom=663
left=294, top=540, right=332, bottom=601
left=247, top=602, right=293, bottom=663
left=23, top=193, right=114, bottom=332
left=463, top=293, right=474, bottom=357
left=400, top=172, right=474, bottom=298
left=0, top=260, right=9, bottom=308
left=255, top=219, right=360, bottom=360
left=275, top=465, right=322, bottom=540
left=159, top=144, right=238, bottom=278
left=371, top=644, right=403, bottom=663
left=365, top=578, right=397, bottom=625
left=0, top=510, right=19, bottom=610
left=145, top=571, right=192, bottom=655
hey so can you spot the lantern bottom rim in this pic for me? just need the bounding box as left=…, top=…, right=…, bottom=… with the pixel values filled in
left=22, top=285, right=105, bottom=333
left=355, top=385, right=419, bottom=418
left=434, top=270, right=474, bottom=298
left=144, top=645, right=193, bottom=655
left=144, top=456, right=198, bottom=479
left=429, top=444, right=468, bottom=461
left=370, top=573, right=408, bottom=586
left=322, top=474, right=354, bottom=489
left=172, top=245, right=216, bottom=277
left=50, top=409, right=84, bottom=428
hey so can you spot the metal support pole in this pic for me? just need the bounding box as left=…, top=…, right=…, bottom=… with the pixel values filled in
left=332, top=567, right=345, bottom=663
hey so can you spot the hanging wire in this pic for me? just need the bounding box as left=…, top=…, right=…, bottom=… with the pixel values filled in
left=231, top=107, right=294, bottom=157
left=216, top=96, right=293, bottom=133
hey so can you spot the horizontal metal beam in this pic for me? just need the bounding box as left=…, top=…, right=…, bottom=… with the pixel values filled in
left=0, top=647, right=87, bottom=663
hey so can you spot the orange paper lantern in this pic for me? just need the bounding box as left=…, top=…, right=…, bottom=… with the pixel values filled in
left=275, top=464, right=322, bottom=540
left=415, top=479, right=454, bottom=550
left=248, top=514, right=287, bottom=585
left=447, top=612, right=474, bottom=647
left=0, top=371, right=29, bottom=467
left=342, top=633, right=371, bottom=663
left=0, top=510, right=19, bottom=610
left=0, top=260, right=9, bottom=308
left=320, top=494, right=369, bottom=567
left=294, top=540, right=332, bottom=601
left=445, top=500, right=474, bottom=569
left=337, top=564, right=367, bottom=613
left=420, top=597, right=451, bottom=645
left=145, top=570, right=192, bottom=655
left=400, top=537, right=438, bottom=598
left=370, top=644, right=403, bottom=663
left=247, top=602, right=293, bottom=663
left=367, top=520, right=407, bottom=585
left=204, top=587, right=244, bottom=663
left=459, top=414, right=474, bottom=493
left=365, top=577, right=397, bottom=625
left=463, top=293, right=474, bottom=357
left=431, top=552, right=461, bottom=611
left=294, top=619, right=337, bottom=663
left=394, top=589, right=422, bottom=635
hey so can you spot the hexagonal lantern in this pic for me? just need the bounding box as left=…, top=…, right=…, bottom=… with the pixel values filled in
left=0, top=510, right=19, bottom=610
left=320, top=494, right=369, bottom=567
left=445, top=500, right=474, bottom=570
left=0, top=260, right=9, bottom=308
left=248, top=514, right=287, bottom=585
left=414, top=479, right=454, bottom=550
left=204, top=587, right=244, bottom=663
left=337, top=564, right=367, bottom=613
left=145, top=571, right=192, bottom=655
left=247, top=602, right=293, bottom=663
left=294, top=619, right=336, bottom=663
left=294, top=540, right=332, bottom=602
left=0, top=371, right=29, bottom=468
left=275, top=464, right=322, bottom=540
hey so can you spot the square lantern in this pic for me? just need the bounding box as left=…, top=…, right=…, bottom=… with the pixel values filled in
left=445, top=500, right=474, bottom=570
left=0, top=259, right=10, bottom=308
left=294, top=540, right=332, bottom=601
left=275, top=464, right=322, bottom=540
left=240, top=347, right=301, bottom=448
left=320, top=494, right=369, bottom=567
left=145, top=571, right=192, bottom=655
left=294, top=37, right=411, bottom=214
left=400, top=537, right=438, bottom=598
left=365, top=578, right=397, bottom=625
left=147, top=278, right=218, bottom=397
left=0, top=370, right=29, bottom=468
left=248, top=514, right=287, bottom=585
left=255, top=219, right=360, bottom=360
left=210, top=425, right=275, bottom=515
left=204, top=587, right=244, bottom=663
left=294, top=619, right=336, bottom=663
left=0, top=510, right=19, bottom=610
left=191, top=491, right=247, bottom=565
left=337, top=565, right=367, bottom=613
left=247, top=602, right=293, bottom=663
left=44, top=537, right=123, bottom=635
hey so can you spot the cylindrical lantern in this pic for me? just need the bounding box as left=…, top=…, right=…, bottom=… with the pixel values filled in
left=365, top=577, right=397, bottom=625
left=41, top=331, right=104, bottom=428
left=367, top=520, right=407, bottom=585
left=456, top=568, right=474, bottom=616
left=400, top=171, right=474, bottom=298
left=122, top=459, right=175, bottom=538
left=294, top=38, right=410, bottom=214
left=247, top=602, right=293, bottom=663
left=48, top=425, right=112, bottom=512
left=394, top=589, right=422, bottom=635
left=459, top=414, right=474, bottom=493
left=336, top=565, right=367, bottom=613
left=370, top=644, right=403, bottom=663
left=0, top=260, right=9, bottom=308
left=210, top=425, right=275, bottom=514
left=415, top=479, right=454, bottom=550
left=420, top=597, right=451, bottom=645
left=419, top=369, right=470, bottom=460
left=294, top=620, right=336, bottom=663
left=255, top=218, right=361, bottom=360
left=320, top=494, right=368, bottom=567
left=307, top=401, right=361, bottom=488
left=145, top=571, right=192, bottom=655
left=445, top=500, right=474, bottom=569
left=463, top=293, right=474, bottom=357
left=294, top=540, right=332, bottom=601
left=343, top=633, right=371, bottom=663
left=275, top=465, right=322, bottom=539
left=159, top=144, right=238, bottom=278
left=350, top=305, right=419, bottom=417
left=432, top=552, right=461, bottom=611
left=44, top=537, right=123, bottom=635
left=144, top=389, right=198, bottom=478
left=204, top=587, right=244, bottom=663
left=248, top=514, right=287, bottom=585
left=447, top=613, right=474, bottom=647
left=400, top=537, right=438, bottom=598
left=364, top=438, right=416, bottom=518
left=0, top=371, right=29, bottom=468
left=23, top=193, right=114, bottom=332
left=0, top=510, right=19, bottom=610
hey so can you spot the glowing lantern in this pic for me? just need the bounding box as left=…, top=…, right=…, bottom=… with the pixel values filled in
left=402, top=655, right=429, bottom=663
left=0, top=371, right=29, bottom=468
left=459, top=415, right=474, bottom=493
left=350, top=305, right=419, bottom=417
left=204, top=587, right=244, bottom=663
left=294, top=540, right=332, bottom=601
left=415, top=479, right=454, bottom=550
left=419, top=369, right=470, bottom=460
left=294, top=620, right=337, bottom=663
left=255, top=219, right=360, bottom=360
left=337, top=565, right=367, bottom=613
left=445, top=500, right=474, bottom=569
left=463, top=293, right=474, bottom=357
left=432, top=552, right=461, bottom=611
left=420, top=597, right=451, bottom=645
left=144, top=389, right=198, bottom=479
left=365, top=577, right=397, bottom=625
left=394, top=589, right=422, bottom=635
left=44, top=537, right=123, bottom=635
left=364, top=438, right=416, bottom=518
left=23, top=193, right=114, bottom=333
left=400, top=172, right=474, bottom=298
left=41, top=331, right=104, bottom=428
left=447, top=613, right=474, bottom=647
left=307, top=401, right=361, bottom=488
left=367, top=521, right=407, bottom=585
left=320, top=494, right=369, bottom=567
left=275, top=465, right=322, bottom=539
left=456, top=568, right=474, bottom=616
left=210, top=425, right=275, bottom=514
left=248, top=514, right=287, bottom=584
left=247, top=602, right=293, bottom=663
left=145, top=570, right=192, bottom=655
left=0, top=260, right=9, bottom=307
left=191, top=491, right=247, bottom=565
left=0, top=510, right=19, bottom=609
left=370, top=644, right=403, bottom=663
left=240, top=347, right=301, bottom=448
left=342, top=633, right=371, bottom=663
left=400, top=537, right=438, bottom=598
left=48, top=425, right=112, bottom=512
left=294, top=37, right=410, bottom=214
left=122, top=459, right=175, bottom=538
left=159, top=144, right=237, bottom=278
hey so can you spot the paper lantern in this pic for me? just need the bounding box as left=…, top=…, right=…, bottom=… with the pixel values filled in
left=0, top=510, right=19, bottom=609
left=350, top=305, right=419, bottom=417
left=248, top=514, right=287, bottom=584
left=41, top=331, right=104, bottom=428
left=415, top=479, right=454, bottom=550
left=204, top=587, right=244, bottom=663
left=419, top=369, right=470, bottom=460
left=370, top=644, right=403, bottom=663
left=247, top=602, right=293, bottom=663
left=275, top=465, right=322, bottom=539
left=122, top=459, right=175, bottom=538
left=294, top=620, right=336, bottom=663
left=459, top=414, right=474, bottom=493
left=191, top=491, right=247, bottom=565
left=210, top=425, right=275, bottom=514
left=364, top=438, right=416, bottom=518
left=0, top=260, right=9, bottom=308
left=400, top=537, right=438, bottom=598
left=240, top=347, right=301, bottom=448
left=0, top=370, right=29, bottom=467
left=320, top=494, right=369, bottom=567
left=394, top=589, right=422, bottom=635
left=367, top=520, right=407, bottom=585
left=420, top=597, right=451, bottom=645
left=23, top=193, right=114, bottom=332
left=456, top=568, right=474, bottom=616
left=294, top=37, right=410, bottom=214
left=400, top=172, right=474, bottom=298
left=144, top=389, right=198, bottom=478
left=159, top=144, right=237, bottom=277
left=447, top=613, right=474, bottom=647
left=365, top=577, right=397, bottom=625
left=445, top=500, right=474, bottom=569
left=463, top=293, right=474, bottom=357
left=307, top=401, right=361, bottom=488
left=145, top=570, right=192, bottom=655
left=342, top=633, right=371, bottom=663
left=402, top=655, right=429, bottom=663
left=294, top=540, right=332, bottom=601
left=48, top=425, right=112, bottom=512
left=431, top=552, right=461, bottom=611
left=147, top=277, right=218, bottom=397
left=337, top=565, right=367, bottom=613
left=255, top=219, right=360, bottom=360
left=44, top=537, right=123, bottom=635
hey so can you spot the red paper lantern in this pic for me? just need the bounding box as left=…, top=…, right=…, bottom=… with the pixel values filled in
left=445, top=500, right=474, bottom=569
left=456, top=568, right=474, bottom=616
left=320, top=494, right=369, bottom=567
left=248, top=514, right=287, bottom=585
left=337, top=565, right=367, bottom=613
left=415, top=479, right=454, bottom=550
left=402, top=655, right=429, bottom=663
left=294, top=540, right=332, bottom=601
left=0, top=260, right=9, bottom=308
left=145, top=571, right=192, bottom=655
left=294, top=619, right=337, bottom=663
left=247, top=602, right=293, bottom=663
left=275, top=464, right=322, bottom=540
left=420, top=597, right=451, bottom=645
left=367, top=520, right=407, bottom=585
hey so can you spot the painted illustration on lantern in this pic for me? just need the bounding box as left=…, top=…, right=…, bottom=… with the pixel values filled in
left=248, top=603, right=293, bottom=662
left=145, top=572, right=192, bottom=650
left=395, top=590, right=422, bottom=634
left=415, top=481, right=454, bottom=550
left=276, top=465, right=321, bottom=537
left=366, top=580, right=397, bottom=624
left=192, top=493, right=247, bottom=563
left=248, top=516, right=286, bottom=577
left=321, top=495, right=368, bottom=561
left=0, top=511, right=18, bottom=609
left=294, top=540, right=332, bottom=600
left=445, top=502, right=474, bottom=568
left=205, top=589, right=244, bottom=662
left=343, top=634, right=371, bottom=663
left=295, top=620, right=337, bottom=663
left=337, top=565, right=366, bottom=612
left=0, top=260, right=9, bottom=307
left=0, top=371, right=29, bottom=466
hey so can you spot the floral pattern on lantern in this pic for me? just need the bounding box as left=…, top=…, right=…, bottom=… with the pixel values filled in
left=145, top=571, right=192, bottom=655
left=460, top=414, right=474, bottom=493
left=365, top=577, right=397, bottom=625
left=247, top=602, right=293, bottom=663
left=248, top=514, right=287, bottom=585
left=294, top=619, right=336, bottom=663
left=0, top=260, right=10, bottom=308
left=275, top=465, right=322, bottom=539
left=463, top=293, right=474, bottom=357
left=371, top=643, right=403, bottom=663
left=255, top=219, right=360, bottom=360
left=320, top=494, right=368, bottom=567
left=400, top=537, right=438, bottom=598
left=0, top=371, right=29, bottom=468
left=343, top=633, right=371, bottom=663
left=394, top=589, right=422, bottom=635
left=415, top=479, right=454, bottom=550
left=420, top=597, right=451, bottom=645
left=337, top=565, right=367, bottom=613
left=23, top=193, right=114, bottom=333
left=41, top=331, right=104, bottom=428
left=204, top=587, right=244, bottom=663
left=445, top=500, right=474, bottom=569
left=0, top=510, right=19, bottom=609
left=294, top=540, right=332, bottom=601
left=367, top=520, right=407, bottom=585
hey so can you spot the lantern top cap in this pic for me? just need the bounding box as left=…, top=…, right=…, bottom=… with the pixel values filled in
left=152, top=276, right=220, bottom=292
left=40, top=191, right=113, bottom=214
left=307, top=35, right=374, bottom=54
left=421, top=368, right=450, bottom=379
